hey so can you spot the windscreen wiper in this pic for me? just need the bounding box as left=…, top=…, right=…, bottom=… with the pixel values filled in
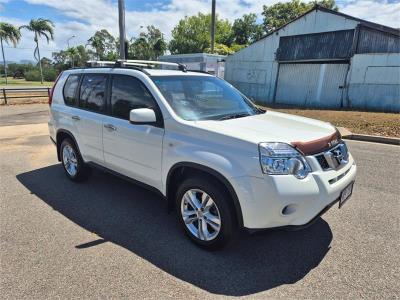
left=218, top=113, right=250, bottom=120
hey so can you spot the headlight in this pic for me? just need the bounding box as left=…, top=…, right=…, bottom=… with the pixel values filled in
left=258, top=142, right=311, bottom=179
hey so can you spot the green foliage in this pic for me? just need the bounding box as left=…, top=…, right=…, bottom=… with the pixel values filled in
left=87, top=29, right=117, bottom=60
left=52, top=45, right=96, bottom=72
left=42, top=68, right=57, bottom=81
left=169, top=13, right=233, bottom=54
left=24, top=67, right=57, bottom=81
left=40, top=57, right=52, bottom=68
left=20, top=18, right=54, bottom=43
left=128, top=25, right=167, bottom=60
left=232, top=13, right=264, bottom=45
left=262, top=0, right=338, bottom=32
left=24, top=70, right=41, bottom=81
left=4, top=63, right=35, bottom=78
left=0, top=22, right=21, bottom=47
left=204, top=43, right=234, bottom=55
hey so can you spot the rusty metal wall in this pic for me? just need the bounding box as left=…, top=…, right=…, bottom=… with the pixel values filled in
left=357, top=26, right=400, bottom=54
left=277, top=30, right=354, bottom=61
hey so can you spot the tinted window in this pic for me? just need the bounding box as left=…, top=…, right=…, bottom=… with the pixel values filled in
left=111, top=75, right=157, bottom=120
left=79, top=74, right=107, bottom=112
left=63, top=74, right=80, bottom=106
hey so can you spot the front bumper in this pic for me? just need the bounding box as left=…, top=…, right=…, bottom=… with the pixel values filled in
left=231, top=153, right=357, bottom=230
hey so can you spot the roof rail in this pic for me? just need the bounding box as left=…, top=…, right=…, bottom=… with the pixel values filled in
left=85, top=59, right=188, bottom=73
left=116, top=59, right=187, bottom=72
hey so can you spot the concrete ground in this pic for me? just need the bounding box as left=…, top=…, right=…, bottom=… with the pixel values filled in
left=1, top=104, right=399, bottom=299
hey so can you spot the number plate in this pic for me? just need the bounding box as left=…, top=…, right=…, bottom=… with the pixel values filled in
left=339, top=181, right=354, bottom=208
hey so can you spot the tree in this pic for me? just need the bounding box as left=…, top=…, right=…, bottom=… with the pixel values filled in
left=128, top=25, right=167, bottom=60
left=262, top=0, right=338, bottom=33
left=39, top=57, right=52, bottom=68
left=20, top=18, right=54, bottom=84
left=87, top=29, right=116, bottom=60
left=52, top=45, right=94, bottom=71
left=232, top=13, right=264, bottom=45
left=169, top=13, right=233, bottom=54
left=0, top=22, right=21, bottom=84
left=204, top=43, right=234, bottom=55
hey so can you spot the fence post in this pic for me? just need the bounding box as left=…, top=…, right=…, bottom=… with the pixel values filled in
left=2, top=88, right=6, bottom=105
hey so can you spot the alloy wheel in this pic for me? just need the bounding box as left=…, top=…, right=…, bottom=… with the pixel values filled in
left=181, top=189, right=221, bottom=241
left=62, top=144, right=78, bottom=177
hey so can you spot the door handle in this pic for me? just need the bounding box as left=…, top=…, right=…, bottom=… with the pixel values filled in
left=104, top=124, right=117, bottom=131
left=72, top=115, right=80, bottom=121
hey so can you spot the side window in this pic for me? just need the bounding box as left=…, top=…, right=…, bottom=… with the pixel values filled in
left=79, top=74, right=107, bottom=112
left=111, top=75, right=157, bottom=120
left=63, top=74, right=80, bottom=106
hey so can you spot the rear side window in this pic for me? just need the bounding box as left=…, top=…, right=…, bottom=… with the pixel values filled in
left=110, top=75, right=157, bottom=120
left=63, top=74, right=80, bottom=106
left=79, top=74, right=107, bottom=112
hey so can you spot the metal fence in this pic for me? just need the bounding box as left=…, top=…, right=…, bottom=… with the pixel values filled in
left=0, top=87, right=51, bottom=105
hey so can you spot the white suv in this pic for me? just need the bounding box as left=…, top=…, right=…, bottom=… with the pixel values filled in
left=48, top=60, right=356, bottom=250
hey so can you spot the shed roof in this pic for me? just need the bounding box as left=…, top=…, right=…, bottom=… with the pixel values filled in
left=255, top=5, right=399, bottom=44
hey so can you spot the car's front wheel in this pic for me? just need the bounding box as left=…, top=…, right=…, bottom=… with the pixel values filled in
left=176, top=177, right=236, bottom=250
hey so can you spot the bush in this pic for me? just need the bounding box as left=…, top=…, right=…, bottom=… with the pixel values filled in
left=24, top=70, right=41, bottom=81
left=43, top=68, right=58, bottom=81
left=24, top=68, right=58, bottom=82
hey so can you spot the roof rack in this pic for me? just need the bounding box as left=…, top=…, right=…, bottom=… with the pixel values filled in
left=86, top=59, right=187, bottom=72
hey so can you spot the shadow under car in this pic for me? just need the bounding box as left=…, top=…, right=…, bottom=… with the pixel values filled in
left=17, top=164, right=333, bottom=296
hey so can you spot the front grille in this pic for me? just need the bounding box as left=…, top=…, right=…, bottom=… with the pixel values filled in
left=314, top=143, right=349, bottom=171
left=316, top=154, right=330, bottom=170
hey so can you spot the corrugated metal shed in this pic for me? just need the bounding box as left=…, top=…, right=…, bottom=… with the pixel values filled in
left=277, top=30, right=354, bottom=61
left=224, top=5, right=400, bottom=112
left=357, top=26, right=400, bottom=54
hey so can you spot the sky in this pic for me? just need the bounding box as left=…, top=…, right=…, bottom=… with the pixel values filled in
left=0, top=0, right=399, bottom=62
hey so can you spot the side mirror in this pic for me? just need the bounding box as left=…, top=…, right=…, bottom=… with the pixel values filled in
left=129, top=108, right=157, bottom=124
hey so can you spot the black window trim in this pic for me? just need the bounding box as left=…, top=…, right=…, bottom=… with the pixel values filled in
left=62, top=73, right=81, bottom=107
left=77, top=73, right=110, bottom=115
left=108, top=74, right=164, bottom=128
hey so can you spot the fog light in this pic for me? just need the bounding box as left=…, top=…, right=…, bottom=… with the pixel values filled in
left=282, top=204, right=297, bottom=215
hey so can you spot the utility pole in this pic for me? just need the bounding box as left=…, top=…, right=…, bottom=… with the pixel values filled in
left=210, top=0, right=216, bottom=54
left=67, top=35, right=75, bottom=68
left=118, top=0, right=126, bottom=59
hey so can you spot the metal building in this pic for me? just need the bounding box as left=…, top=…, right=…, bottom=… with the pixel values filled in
left=159, top=53, right=226, bottom=78
left=225, top=6, right=400, bottom=112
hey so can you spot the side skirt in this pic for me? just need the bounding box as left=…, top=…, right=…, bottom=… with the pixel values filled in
left=87, top=161, right=167, bottom=202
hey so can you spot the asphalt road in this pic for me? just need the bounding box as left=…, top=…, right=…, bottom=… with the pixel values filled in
left=1, top=105, right=399, bottom=299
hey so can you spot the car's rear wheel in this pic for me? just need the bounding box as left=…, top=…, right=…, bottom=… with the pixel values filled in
left=60, top=138, right=88, bottom=182
left=176, top=177, right=236, bottom=250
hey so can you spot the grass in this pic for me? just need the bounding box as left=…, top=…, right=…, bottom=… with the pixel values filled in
left=262, top=106, right=400, bottom=138
left=0, top=77, right=53, bottom=87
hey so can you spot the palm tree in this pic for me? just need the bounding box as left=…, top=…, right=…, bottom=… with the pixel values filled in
left=0, top=22, right=21, bottom=84
left=66, top=47, right=79, bottom=68
left=20, top=18, right=54, bottom=84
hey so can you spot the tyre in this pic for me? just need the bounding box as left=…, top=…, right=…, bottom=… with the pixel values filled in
left=60, top=138, right=89, bottom=182
left=176, top=176, right=237, bottom=250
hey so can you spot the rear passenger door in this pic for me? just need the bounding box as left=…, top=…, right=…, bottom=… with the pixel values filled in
left=74, top=73, right=108, bottom=163
left=102, top=74, right=164, bottom=190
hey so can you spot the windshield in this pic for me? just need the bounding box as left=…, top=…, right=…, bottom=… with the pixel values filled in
left=151, top=75, right=262, bottom=121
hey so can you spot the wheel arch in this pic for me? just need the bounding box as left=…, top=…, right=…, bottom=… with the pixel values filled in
left=166, top=162, right=244, bottom=228
left=56, top=129, right=82, bottom=162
